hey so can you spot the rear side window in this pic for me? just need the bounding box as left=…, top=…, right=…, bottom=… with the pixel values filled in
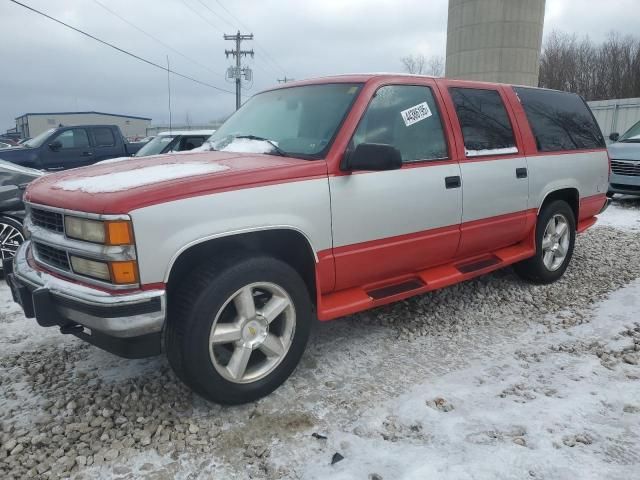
left=351, top=85, right=448, bottom=163
left=513, top=87, right=605, bottom=152
left=449, top=87, right=517, bottom=157
left=92, top=127, right=116, bottom=147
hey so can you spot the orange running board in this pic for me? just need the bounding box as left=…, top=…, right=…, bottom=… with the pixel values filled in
left=317, top=241, right=535, bottom=321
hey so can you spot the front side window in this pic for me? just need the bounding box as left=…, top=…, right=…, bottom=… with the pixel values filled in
left=207, top=83, right=362, bottom=158
left=449, top=87, right=517, bottom=157
left=514, top=87, right=605, bottom=151
left=351, top=85, right=448, bottom=163
left=52, top=129, right=90, bottom=149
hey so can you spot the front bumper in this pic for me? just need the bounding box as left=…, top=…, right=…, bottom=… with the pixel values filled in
left=5, top=241, right=165, bottom=358
left=609, top=171, right=640, bottom=196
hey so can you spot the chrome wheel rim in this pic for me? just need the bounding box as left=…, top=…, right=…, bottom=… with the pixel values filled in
left=209, top=282, right=296, bottom=384
left=0, top=222, right=24, bottom=265
left=541, top=214, right=570, bottom=272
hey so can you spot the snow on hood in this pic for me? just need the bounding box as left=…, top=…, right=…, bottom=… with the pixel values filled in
left=53, top=162, right=230, bottom=194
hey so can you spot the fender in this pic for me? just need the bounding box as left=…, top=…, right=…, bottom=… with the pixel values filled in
left=162, top=225, right=319, bottom=283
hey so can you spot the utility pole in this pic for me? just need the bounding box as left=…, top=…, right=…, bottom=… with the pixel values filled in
left=277, top=77, right=295, bottom=83
left=224, top=31, right=254, bottom=110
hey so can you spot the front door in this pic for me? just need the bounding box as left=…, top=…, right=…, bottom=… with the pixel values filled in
left=41, top=128, right=94, bottom=170
left=330, top=83, right=463, bottom=291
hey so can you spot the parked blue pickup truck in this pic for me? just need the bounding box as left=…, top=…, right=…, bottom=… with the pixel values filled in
left=0, top=125, right=144, bottom=171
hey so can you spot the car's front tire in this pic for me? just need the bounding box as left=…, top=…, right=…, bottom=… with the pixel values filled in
left=0, top=216, right=25, bottom=272
left=514, top=200, right=576, bottom=284
left=165, top=254, right=312, bottom=404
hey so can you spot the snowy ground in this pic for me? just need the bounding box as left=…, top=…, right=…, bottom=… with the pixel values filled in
left=1, top=197, right=640, bottom=479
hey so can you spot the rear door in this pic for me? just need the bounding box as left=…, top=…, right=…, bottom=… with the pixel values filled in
left=441, top=83, right=529, bottom=258
left=329, top=80, right=462, bottom=290
left=40, top=128, right=93, bottom=171
left=90, top=127, right=121, bottom=163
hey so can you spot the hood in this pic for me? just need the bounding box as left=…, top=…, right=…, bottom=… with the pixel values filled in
left=25, top=151, right=327, bottom=214
left=608, top=141, right=640, bottom=161
left=0, top=146, right=32, bottom=160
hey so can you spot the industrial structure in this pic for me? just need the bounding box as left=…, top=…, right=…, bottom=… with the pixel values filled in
left=14, top=111, right=151, bottom=139
left=445, top=0, right=546, bottom=86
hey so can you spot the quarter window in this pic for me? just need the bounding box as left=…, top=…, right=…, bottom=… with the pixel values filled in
left=513, top=87, right=605, bottom=152
left=92, top=127, right=116, bottom=147
left=449, top=87, right=517, bottom=157
left=351, top=85, right=448, bottom=163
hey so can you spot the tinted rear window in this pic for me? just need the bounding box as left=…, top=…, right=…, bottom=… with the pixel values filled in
left=93, top=127, right=116, bottom=147
left=449, top=88, right=517, bottom=157
left=513, top=87, right=605, bottom=152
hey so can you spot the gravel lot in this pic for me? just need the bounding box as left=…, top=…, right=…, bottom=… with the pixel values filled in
left=1, top=198, right=640, bottom=479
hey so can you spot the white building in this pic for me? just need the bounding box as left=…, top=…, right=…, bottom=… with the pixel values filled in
left=15, top=111, right=151, bottom=139
left=587, top=98, right=640, bottom=140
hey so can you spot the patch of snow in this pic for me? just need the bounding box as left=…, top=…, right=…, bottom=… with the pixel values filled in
left=466, top=146, right=518, bottom=157
left=220, top=137, right=275, bottom=154
left=597, top=202, right=640, bottom=231
left=299, top=281, right=640, bottom=480
left=53, top=162, right=230, bottom=193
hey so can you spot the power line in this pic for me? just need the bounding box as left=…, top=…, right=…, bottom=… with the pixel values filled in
left=179, top=0, right=224, bottom=33
left=8, top=0, right=234, bottom=95
left=213, top=0, right=288, bottom=75
left=193, top=0, right=235, bottom=29
left=179, top=0, right=280, bottom=80
left=91, top=0, right=223, bottom=78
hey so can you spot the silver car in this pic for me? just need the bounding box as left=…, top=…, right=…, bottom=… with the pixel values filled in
left=608, top=120, right=640, bottom=196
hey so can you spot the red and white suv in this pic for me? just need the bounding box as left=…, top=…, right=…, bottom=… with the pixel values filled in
left=6, top=74, right=610, bottom=404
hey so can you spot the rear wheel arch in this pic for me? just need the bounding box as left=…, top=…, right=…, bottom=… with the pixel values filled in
left=166, top=228, right=319, bottom=305
left=538, top=188, right=579, bottom=227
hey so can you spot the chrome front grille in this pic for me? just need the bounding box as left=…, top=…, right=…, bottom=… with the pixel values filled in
left=30, top=207, right=64, bottom=233
left=611, top=159, right=640, bottom=177
left=34, top=242, right=70, bottom=271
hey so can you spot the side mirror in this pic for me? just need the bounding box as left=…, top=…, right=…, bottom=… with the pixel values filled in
left=48, top=140, right=62, bottom=151
left=342, top=143, right=402, bottom=172
left=609, top=132, right=620, bottom=142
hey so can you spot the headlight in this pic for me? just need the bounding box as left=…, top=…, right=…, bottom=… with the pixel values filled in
left=70, top=256, right=138, bottom=284
left=65, top=217, right=105, bottom=243
left=64, top=217, right=133, bottom=245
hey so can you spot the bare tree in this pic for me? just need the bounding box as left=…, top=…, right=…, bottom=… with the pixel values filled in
left=401, top=54, right=444, bottom=76
left=539, top=30, right=640, bottom=100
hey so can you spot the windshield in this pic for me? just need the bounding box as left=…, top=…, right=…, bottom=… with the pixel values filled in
left=619, top=120, right=640, bottom=142
left=135, top=135, right=177, bottom=156
left=207, top=83, right=362, bottom=158
left=23, top=128, right=56, bottom=148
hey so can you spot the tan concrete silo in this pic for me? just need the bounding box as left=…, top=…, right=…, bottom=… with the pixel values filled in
left=445, top=0, right=546, bottom=86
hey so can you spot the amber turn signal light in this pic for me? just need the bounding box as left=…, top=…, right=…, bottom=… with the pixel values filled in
left=105, top=221, right=134, bottom=245
left=110, top=260, right=138, bottom=284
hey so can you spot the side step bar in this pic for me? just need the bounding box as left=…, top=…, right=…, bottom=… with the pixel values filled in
left=318, top=241, right=535, bottom=321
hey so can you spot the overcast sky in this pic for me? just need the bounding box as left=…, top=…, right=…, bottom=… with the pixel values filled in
left=1, top=0, right=638, bottom=132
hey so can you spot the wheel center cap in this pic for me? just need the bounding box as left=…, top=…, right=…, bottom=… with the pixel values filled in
left=242, top=318, right=268, bottom=347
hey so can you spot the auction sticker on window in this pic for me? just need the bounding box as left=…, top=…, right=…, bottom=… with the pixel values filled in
left=400, top=102, right=432, bottom=126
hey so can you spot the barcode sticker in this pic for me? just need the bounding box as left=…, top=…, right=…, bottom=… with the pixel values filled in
left=400, top=102, right=432, bottom=126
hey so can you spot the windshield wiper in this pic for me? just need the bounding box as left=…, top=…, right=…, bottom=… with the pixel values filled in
left=234, top=135, right=287, bottom=156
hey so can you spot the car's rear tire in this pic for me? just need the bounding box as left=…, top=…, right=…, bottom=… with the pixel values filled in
left=514, top=200, right=576, bottom=284
left=165, top=253, right=312, bottom=405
